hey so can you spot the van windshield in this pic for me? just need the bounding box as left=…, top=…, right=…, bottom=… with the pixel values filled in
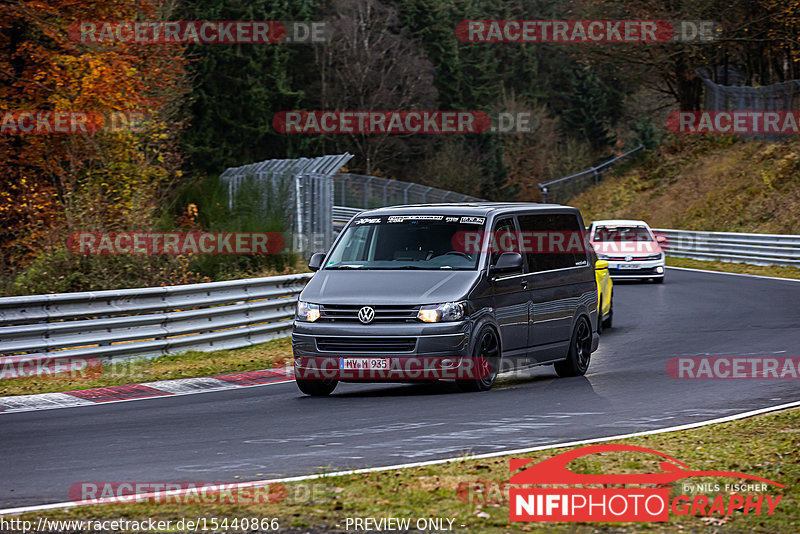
left=325, top=215, right=485, bottom=270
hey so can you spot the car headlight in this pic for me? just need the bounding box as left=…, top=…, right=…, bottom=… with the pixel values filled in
left=417, top=301, right=467, bottom=323
left=596, top=253, right=610, bottom=260
left=296, top=301, right=320, bottom=322
left=644, top=253, right=663, bottom=261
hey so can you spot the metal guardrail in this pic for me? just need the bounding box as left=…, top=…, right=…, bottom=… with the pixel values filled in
left=539, top=144, right=644, bottom=203
left=332, top=206, right=363, bottom=228
left=0, top=273, right=312, bottom=373
left=654, top=228, right=800, bottom=267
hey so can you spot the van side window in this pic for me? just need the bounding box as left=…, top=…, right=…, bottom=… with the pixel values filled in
left=491, top=217, right=521, bottom=273
left=518, top=213, right=584, bottom=272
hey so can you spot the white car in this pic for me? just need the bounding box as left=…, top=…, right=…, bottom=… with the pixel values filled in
left=588, top=219, right=666, bottom=283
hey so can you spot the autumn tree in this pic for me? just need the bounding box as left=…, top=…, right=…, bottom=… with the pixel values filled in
left=312, top=0, right=438, bottom=176
left=0, top=0, right=187, bottom=292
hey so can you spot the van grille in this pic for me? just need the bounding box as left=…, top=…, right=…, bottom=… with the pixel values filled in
left=316, top=337, right=417, bottom=352
left=319, top=304, right=419, bottom=322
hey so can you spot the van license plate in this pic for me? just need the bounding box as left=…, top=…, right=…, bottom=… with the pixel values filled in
left=339, top=358, right=390, bottom=370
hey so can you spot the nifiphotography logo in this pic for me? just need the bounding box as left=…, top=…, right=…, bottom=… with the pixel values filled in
left=508, top=444, right=784, bottom=522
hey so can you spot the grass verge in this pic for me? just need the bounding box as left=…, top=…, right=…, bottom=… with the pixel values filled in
left=0, top=337, right=292, bottom=397
left=571, top=135, right=800, bottom=234
left=12, top=406, right=799, bottom=533
left=667, top=256, right=800, bottom=280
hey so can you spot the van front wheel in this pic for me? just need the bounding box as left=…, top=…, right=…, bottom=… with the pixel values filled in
left=554, top=317, right=592, bottom=377
left=457, top=327, right=500, bottom=392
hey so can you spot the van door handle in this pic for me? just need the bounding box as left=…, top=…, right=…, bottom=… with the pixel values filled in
left=521, top=280, right=528, bottom=289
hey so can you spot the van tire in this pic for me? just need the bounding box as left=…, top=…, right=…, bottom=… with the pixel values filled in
left=457, top=327, right=500, bottom=392
left=554, top=316, right=592, bottom=377
left=296, top=378, right=338, bottom=396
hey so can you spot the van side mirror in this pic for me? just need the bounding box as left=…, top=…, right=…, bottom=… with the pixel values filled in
left=595, top=259, right=609, bottom=270
left=308, top=253, right=326, bottom=272
left=490, top=252, right=523, bottom=274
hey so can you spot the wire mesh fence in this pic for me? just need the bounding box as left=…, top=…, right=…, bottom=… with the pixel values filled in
left=698, top=73, right=800, bottom=140
left=701, top=77, right=800, bottom=113
left=220, top=154, right=353, bottom=256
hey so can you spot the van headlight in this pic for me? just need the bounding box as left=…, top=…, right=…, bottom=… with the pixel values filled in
left=296, top=301, right=320, bottom=322
left=417, top=301, right=467, bottom=323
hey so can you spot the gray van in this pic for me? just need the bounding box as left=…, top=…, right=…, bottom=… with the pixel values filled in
left=292, top=203, right=599, bottom=395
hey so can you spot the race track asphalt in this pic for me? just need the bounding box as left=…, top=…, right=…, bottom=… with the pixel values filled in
left=1, top=268, right=799, bottom=509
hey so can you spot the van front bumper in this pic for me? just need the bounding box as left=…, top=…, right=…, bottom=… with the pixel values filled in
left=292, top=320, right=482, bottom=381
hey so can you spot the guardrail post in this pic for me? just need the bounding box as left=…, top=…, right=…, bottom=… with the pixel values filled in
left=422, top=186, right=433, bottom=203
left=363, top=176, right=374, bottom=208
left=403, top=183, right=413, bottom=204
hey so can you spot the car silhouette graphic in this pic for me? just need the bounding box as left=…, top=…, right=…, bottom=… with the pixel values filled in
left=509, top=444, right=785, bottom=487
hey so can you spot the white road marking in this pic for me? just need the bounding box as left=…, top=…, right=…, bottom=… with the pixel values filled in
left=667, top=265, right=800, bottom=282
left=0, top=374, right=294, bottom=415
left=138, top=377, right=235, bottom=394
left=0, top=392, right=94, bottom=413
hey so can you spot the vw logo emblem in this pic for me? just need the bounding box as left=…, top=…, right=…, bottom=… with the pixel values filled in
left=358, top=306, right=375, bottom=324
left=625, top=255, right=632, bottom=262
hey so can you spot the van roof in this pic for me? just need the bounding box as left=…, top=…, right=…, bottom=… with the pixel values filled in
left=356, top=202, right=575, bottom=217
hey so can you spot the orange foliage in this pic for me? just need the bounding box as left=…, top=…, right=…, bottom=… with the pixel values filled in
left=0, top=0, right=187, bottom=270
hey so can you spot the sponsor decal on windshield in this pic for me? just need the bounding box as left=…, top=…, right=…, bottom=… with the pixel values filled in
left=387, top=215, right=445, bottom=223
